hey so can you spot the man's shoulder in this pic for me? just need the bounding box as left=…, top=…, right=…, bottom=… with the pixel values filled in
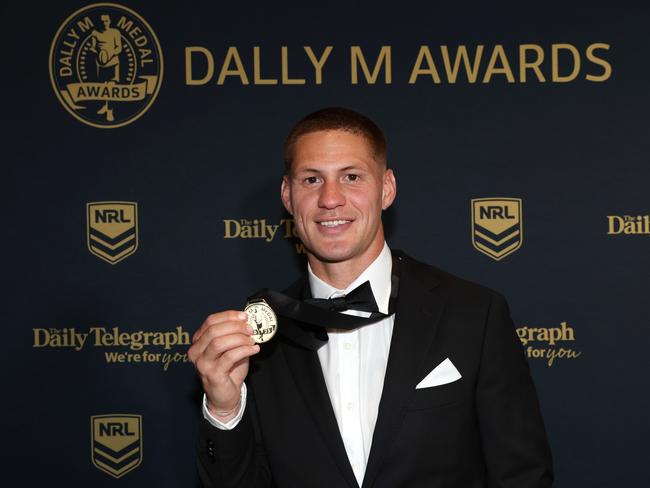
left=396, top=250, right=504, bottom=306
left=276, top=249, right=507, bottom=306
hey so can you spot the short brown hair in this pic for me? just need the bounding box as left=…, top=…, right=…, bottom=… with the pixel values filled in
left=283, top=107, right=387, bottom=174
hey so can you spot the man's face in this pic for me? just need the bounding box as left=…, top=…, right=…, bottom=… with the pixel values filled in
left=281, top=130, right=396, bottom=268
left=102, top=16, right=110, bottom=28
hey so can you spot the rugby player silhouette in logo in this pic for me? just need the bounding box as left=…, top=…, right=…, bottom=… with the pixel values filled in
left=89, top=14, right=122, bottom=122
left=252, top=313, right=265, bottom=342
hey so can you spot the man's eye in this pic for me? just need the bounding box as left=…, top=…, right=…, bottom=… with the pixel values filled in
left=346, top=174, right=360, bottom=182
left=304, top=176, right=319, bottom=184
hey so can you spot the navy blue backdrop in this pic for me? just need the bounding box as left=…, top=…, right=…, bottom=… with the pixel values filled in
left=4, top=1, right=649, bottom=486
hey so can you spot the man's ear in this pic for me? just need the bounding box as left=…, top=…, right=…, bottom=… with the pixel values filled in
left=381, top=169, right=397, bottom=210
left=281, top=175, right=293, bottom=215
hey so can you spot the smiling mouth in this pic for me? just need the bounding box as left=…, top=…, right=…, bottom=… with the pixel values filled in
left=318, top=219, right=351, bottom=228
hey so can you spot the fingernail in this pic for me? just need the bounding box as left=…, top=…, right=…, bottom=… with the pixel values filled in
left=239, top=312, right=247, bottom=321
left=246, top=325, right=254, bottom=334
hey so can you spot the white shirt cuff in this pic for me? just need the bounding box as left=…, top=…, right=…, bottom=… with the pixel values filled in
left=202, top=382, right=247, bottom=430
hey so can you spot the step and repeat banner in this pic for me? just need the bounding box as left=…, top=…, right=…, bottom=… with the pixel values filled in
left=4, top=1, right=649, bottom=486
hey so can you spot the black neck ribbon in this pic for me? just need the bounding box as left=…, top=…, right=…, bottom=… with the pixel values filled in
left=247, top=254, right=400, bottom=349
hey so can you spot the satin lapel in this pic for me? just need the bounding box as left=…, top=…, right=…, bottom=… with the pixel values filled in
left=281, top=278, right=360, bottom=488
left=361, top=256, right=446, bottom=488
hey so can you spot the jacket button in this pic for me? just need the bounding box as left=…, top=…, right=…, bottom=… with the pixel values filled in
left=206, top=439, right=215, bottom=463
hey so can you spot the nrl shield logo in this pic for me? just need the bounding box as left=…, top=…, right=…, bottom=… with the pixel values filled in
left=87, top=202, right=138, bottom=264
left=471, top=198, right=523, bottom=261
left=91, top=414, right=142, bottom=478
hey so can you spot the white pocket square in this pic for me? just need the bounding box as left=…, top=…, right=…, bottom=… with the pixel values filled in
left=415, top=358, right=462, bottom=389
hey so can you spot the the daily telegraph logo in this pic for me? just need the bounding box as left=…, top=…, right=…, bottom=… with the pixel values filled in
left=50, top=3, right=163, bottom=128
left=517, top=322, right=582, bottom=367
left=32, top=326, right=191, bottom=370
left=607, top=215, right=650, bottom=236
left=471, top=198, right=522, bottom=261
left=87, top=202, right=138, bottom=264
left=91, top=414, right=142, bottom=478
left=223, top=218, right=305, bottom=254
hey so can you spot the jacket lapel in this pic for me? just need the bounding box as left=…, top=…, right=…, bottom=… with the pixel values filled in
left=281, top=278, right=360, bottom=488
left=361, top=255, right=446, bottom=488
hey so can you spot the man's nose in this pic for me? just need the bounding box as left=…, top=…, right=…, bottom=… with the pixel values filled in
left=318, top=180, right=345, bottom=209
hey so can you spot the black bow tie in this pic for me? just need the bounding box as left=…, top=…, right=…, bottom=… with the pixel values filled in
left=306, top=281, right=383, bottom=315
left=248, top=252, right=401, bottom=349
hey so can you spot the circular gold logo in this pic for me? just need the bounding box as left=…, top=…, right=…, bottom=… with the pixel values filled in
left=49, top=3, right=163, bottom=128
left=245, top=300, right=278, bottom=344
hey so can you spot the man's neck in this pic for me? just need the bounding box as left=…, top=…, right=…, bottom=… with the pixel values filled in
left=307, top=239, right=386, bottom=290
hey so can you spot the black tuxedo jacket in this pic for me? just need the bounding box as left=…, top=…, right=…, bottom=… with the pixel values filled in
left=197, top=253, right=553, bottom=488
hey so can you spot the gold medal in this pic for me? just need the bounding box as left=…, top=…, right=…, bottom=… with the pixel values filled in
left=245, top=299, right=278, bottom=344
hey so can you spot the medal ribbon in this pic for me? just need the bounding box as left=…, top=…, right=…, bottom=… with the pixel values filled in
left=248, top=254, right=400, bottom=349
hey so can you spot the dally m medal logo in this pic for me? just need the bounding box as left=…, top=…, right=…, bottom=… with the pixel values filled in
left=49, top=3, right=163, bottom=128
left=87, top=202, right=138, bottom=264
left=91, top=414, right=142, bottom=478
left=471, top=198, right=523, bottom=261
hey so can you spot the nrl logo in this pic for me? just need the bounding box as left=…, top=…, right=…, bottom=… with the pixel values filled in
left=87, top=201, right=138, bottom=264
left=471, top=198, right=523, bottom=261
left=49, top=3, right=163, bottom=128
left=91, top=414, right=142, bottom=478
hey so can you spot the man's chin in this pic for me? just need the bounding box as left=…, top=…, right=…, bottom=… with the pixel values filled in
left=305, top=243, right=356, bottom=265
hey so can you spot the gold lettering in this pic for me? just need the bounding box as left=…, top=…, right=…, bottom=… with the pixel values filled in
left=223, top=219, right=241, bottom=238
left=585, top=43, right=611, bottom=82
left=351, top=46, right=392, bottom=84
left=240, top=225, right=253, bottom=238
left=77, top=16, right=94, bottom=33
left=440, top=45, right=483, bottom=83
left=519, top=44, right=545, bottom=82
left=217, top=47, right=249, bottom=85
left=59, top=65, right=72, bottom=77
left=607, top=215, right=623, bottom=234
left=185, top=46, right=214, bottom=85
left=253, top=47, right=278, bottom=85
left=537, top=328, right=549, bottom=342
left=560, top=321, right=575, bottom=341
left=552, top=43, right=580, bottom=82
left=116, top=17, right=134, bottom=32
left=482, top=45, right=515, bottom=83
left=408, top=46, right=441, bottom=84
left=139, top=48, right=152, bottom=67
left=304, top=46, right=333, bottom=84
left=281, top=218, right=298, bottom=238
left=32, top=329, right=50, bottom=347
left=281, top=47, right=306, bottom=84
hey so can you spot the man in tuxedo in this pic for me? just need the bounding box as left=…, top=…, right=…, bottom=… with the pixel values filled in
left=189, top=107, right=553, bottom=487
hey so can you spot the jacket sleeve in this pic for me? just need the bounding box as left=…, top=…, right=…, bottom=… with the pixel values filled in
left=196, top=385, right=272, bottom=488
left=476, top=292, right=554, bottom=487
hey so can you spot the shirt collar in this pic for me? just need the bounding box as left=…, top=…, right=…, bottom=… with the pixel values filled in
left=308, top=242, right=392, bottom=314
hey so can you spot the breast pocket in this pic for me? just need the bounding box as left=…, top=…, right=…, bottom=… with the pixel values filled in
left=407, top=378, right=471, bottom=411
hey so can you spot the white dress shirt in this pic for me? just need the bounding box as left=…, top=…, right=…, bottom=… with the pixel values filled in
left=204, top=243, right=395, bottom=486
